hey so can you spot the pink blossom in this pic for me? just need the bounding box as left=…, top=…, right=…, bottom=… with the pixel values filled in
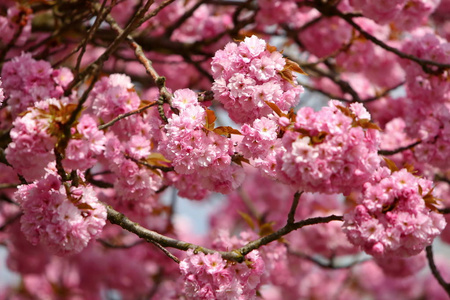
left=211, top=36, right=302, bottom=124
left=14, top=170, right=107, bottom=255
left=343, top=167, right=446, bottom=257
left=276, top=100, right=380, bottom=194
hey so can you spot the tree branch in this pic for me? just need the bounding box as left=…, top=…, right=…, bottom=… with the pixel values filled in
left=287, top=191, right=303, bottom=225
left=426, top=245, right=450, bottom=297
left=333, top=9, right=450, bottom=73
left=378, top=140, right=421, bottom=156
left=105, top=203, right=343, bottom=263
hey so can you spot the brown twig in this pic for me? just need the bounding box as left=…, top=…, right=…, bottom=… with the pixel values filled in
left=287, top=191, right=303, bottom=225
left=426, top=245, right=450, bottom=297
left=333, top=9, right=450, bottom=73
left=105, top=203, right=343, bottom=262
left=98, top=239, right=146, bottom=249
left=98, top=101, right=158, bottom=130
left=378, top=140, right=421, bottom=156
left=148, top=239, right=181, bottom=264
left=288, top=248, right=370, bottom=269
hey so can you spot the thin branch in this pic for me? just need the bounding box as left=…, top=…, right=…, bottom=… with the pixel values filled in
left=0, top=183, right=18, bottom=189
left=299, top=81, right=350, bottom=102
left=74, top=0, right=115, bottom=74
left=288, top=248, right=370, bottom=269
left=98, top=239, right=145, bottom=249
left=237, top=187, right=261, bottom=221
left=438, top=208, right=450, bottom=214
left=85, top=169, right=114, bottom=189
left=334, top=9, right=450, bottom=73
left=98, top=101, right=158, bottom=130
left=238, top=214, right=344, bottom=257
left=164, top=0, right=205, bottom=38
left=105, top=203, right=343, bottom=262
left=435, top=174, right=450, bottom=186
left=102, top=8, right=173, bottom=106
left=0, top=7, right=30, bottom=63
left=362, top=81, right=405, bottom=103
left=64, top=0, right=156, bottom=96
left=378, top=140, right=421, bottom=156
left=287, top=191, right=303, bottom=225
left=148, top=239, right=181, bottom=264
left=426, top=245, right=450, bottom=297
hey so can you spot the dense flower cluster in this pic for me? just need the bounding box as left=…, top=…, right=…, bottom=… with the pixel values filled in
left=211, top=36, right=303, bottom=124
left=401, top=32, right=450, bottom=104
left=349, top=0, right=440, bottom=30
left=160, top=88, right=244, bottom=195
left=63, top=114, right=106, bottom=171
left=2, top=1, right=450, bottom=299
left=5, top=98, right=106, bottom=181
left=404, top=102, right=450, bottom=170
left=5, top=99, right=60, bottom=181
left=1, top=53, right=73, bottom=117
left=343, top=167, right=446, bottom=257
left=89, top=74, right=141, bottom=123
left=14, top=169, right=106, bottom=255
left=180, top=232, right=265, bottom=299
left=276, top=101, right=381, bottom=194
left=374, top=253, right=426, bottom=277
left=239, top=116, right=279, bottom=159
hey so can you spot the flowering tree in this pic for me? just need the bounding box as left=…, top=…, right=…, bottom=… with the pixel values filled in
left=1, top=0, right=450, bottom=298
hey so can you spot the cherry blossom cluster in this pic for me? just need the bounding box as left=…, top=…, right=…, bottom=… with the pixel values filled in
left=349, top=0, right=441, bottom=30
left=5, top=98, right=60, bottom=181
left=403, top=102, right=450, bottom=170
left=5, top=97, right=107, bottom=181
left=160, top=88, right=244, bottom=196
left=89, top=73, right=141, bottom=124
left=401, top=32, right=450, bottom=104
left=180, top=232, right=265, bottom=299
left=104, top=133, right=164, bottom=209
left=14, top=168, right=106, bottom=255
left=276, top=101, right=381, bottom=195
left=343, top=167, right=446, bottom=257
left=239, top=117, right=279, bottom=160
left=64, top=114, right=106, bottom=171
left=374, top=253, right=426, bottom=277
left=211, top=36, right=303, bottom=124
left=1, top=53, right=73, bottom=117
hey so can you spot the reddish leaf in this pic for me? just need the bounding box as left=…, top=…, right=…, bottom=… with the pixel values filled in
left=265, top=101, right=283, bottom=117
left=284, top=58, right=308, bottom=75
left=77, top=203, right=94, bottom=210
left=213, top=126, right=242, bottom=136
left=205, top=109, right=216, bottom=130
left=146, top=153, right=172, bottom=167
left=232, top=154, right=250, bottom=167
left=383, top=157, right=399, bottom=172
